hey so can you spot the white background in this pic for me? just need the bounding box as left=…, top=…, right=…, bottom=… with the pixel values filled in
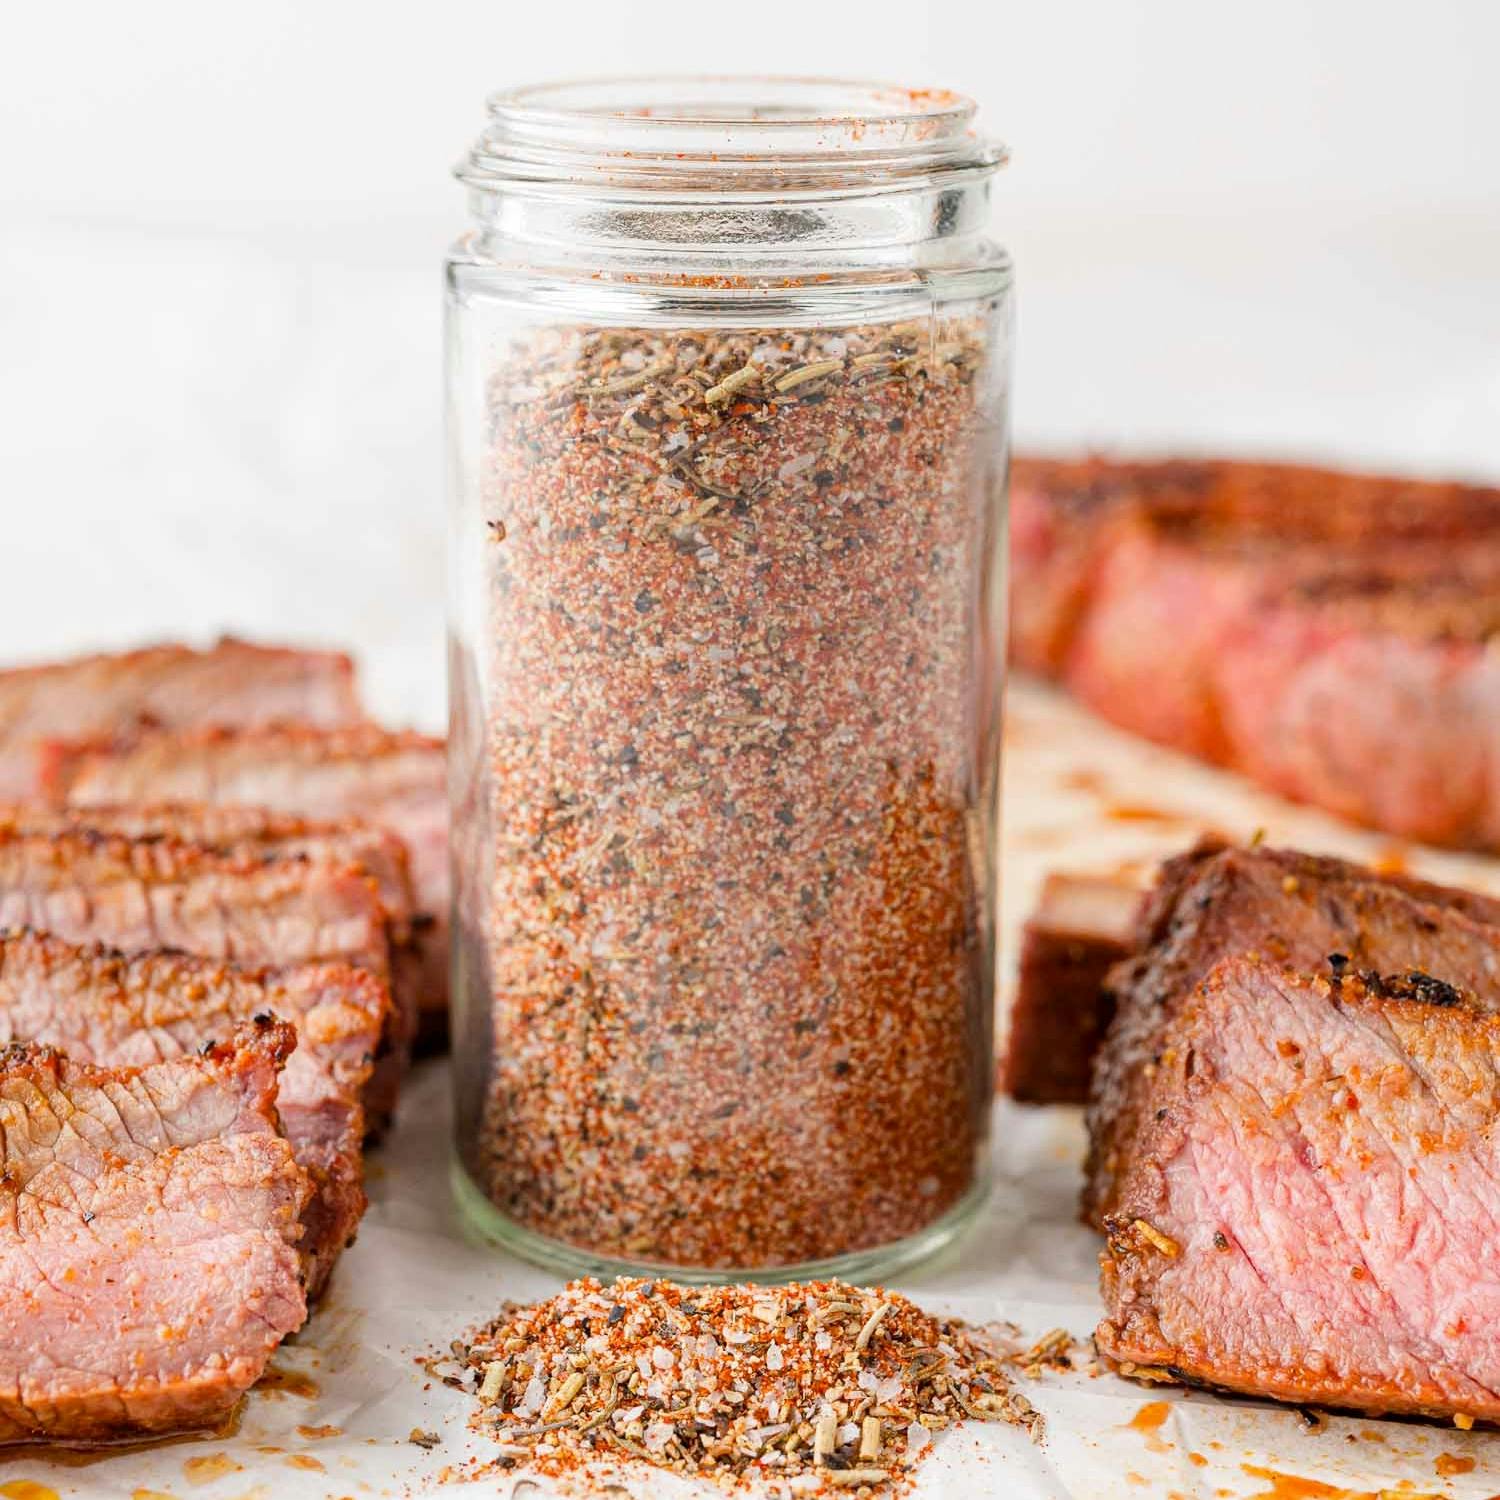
left=3, top=0, right=1498, bottom=728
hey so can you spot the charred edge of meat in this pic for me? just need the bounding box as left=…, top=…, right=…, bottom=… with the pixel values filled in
left=1326, top=961, right=1470, bottom=1010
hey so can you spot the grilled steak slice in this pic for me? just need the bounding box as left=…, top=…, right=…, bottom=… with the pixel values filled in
left=1098, top=960, right=1500, bottom=1421
left=0, top=825, right=403, bottom=1126
left=18, top=801, right=417, bottom=927
left=1085, top=840, right=1500, bottom=1226
left=0, top=929, right=383, bottom=1297
left=0, top=1018, right=310, bottom=1443
left=41, top=722, right=449, bottom=1043
left=1009, top=456, right=1500, bottom=848
left=1001, top=872, right=1142, bottom=1105
left=1, top=802, right=421, bottom=1058
left=0, top=638, right=360, bottom=798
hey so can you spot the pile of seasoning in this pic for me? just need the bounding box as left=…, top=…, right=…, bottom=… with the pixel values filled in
left=460, top=316, right=1002, bottom=1268
left=449, top=1276, right=1034, bottom=1494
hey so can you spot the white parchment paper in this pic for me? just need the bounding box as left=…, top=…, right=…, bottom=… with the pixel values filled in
left=7, top=681, right=1500, bottom=1500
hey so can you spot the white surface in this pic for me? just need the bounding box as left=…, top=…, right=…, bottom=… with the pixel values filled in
left=8, top=680, right=1500, bottom=1498
left=2, top=9, right=1500, bottom=1493
left=3, top=0, right=1499, bottom=729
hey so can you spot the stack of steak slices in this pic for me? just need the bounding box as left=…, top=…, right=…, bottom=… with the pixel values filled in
left=0, top=800, right=420, bottom=1110
left=1088, top=839, right=1500, bottom=1420
left=1009, top=456, right=1500, bottom=850
left=0, top=927, right=382, bottom=1299
left=38, top=721, right=450, bottom=1044
left=0, top=1018, right=312, bottom=1443
left=0, top=637, right=444, bottom=1439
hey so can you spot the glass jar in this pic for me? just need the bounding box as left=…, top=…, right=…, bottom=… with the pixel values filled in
left=447, top=77, right=1012, bottom=1281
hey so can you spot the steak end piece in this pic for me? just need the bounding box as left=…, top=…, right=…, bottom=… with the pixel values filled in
left=1098, top=958, right=1500, bottom=1421
left=1001, top=872, right=1141, bottom=1105
left=1084, top=839, right=1500, bottom=1228
left=0, top=1018, right=311, bottom=1444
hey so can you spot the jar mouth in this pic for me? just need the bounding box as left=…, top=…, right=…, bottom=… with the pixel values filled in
left=463, top=75, right=1006, bottom=197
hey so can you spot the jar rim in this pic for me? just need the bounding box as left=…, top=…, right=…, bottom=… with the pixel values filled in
left=462, top=75, right=1007, bottom=196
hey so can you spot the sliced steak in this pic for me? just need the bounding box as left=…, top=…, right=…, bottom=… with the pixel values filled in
left=0, top=1018, right=310, bottom=1443
left=1009, top=456, right=1500, bottom=848
left=0, top=638, right=361, bottom=797
left=41, top=722, right=449, bottom=1043
left=1085, top=840, right=1500, bottom=1226
left=2, top=802, right=421, bottom=1056
left=0, top=825, right=404, bottom=1126
left=1097, top=959, right=1500, bottom=1421
left=0, top=928, right=382, bottom=1297
left=1001, top=872, right=1142, bottom=1105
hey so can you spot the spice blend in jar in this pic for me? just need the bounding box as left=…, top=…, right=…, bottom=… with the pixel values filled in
left=469, top=322, right=998, bottom=1268
left=450, top=1277, right=1035, bottom=1494
left=448, top=79, right=1012, bottom=1274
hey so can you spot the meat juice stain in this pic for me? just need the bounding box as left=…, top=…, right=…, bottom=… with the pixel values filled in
left=0, top=1413, right=242, bottom=1476
left=253, top=1364, right=319, bottom=1400
left=0, top=1483, right=59, bottom=1500
left=1434, top=1451, right=1476, bottom=1477
left=1127, top=1399, right=1174, bottom=1453
left=1104, top=803, right=1189, bottom=826
left=1239, top=1464, right=1380, bottom=1499
left=181, top=1452, right=243, bottom=1485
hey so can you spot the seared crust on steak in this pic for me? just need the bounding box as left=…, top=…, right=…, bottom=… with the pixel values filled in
left=0, top=802, right=421, bottom=1082
left=1097, top=960, right=1500, bottom=1421
left=40, top=722, right=449, bottom=1043
left=1001, top=872, right=1142, bottom=1105
left=1085, top=840, right=1500, bottom=1226
left=0, top=824, right=403, bottom=1126
left=1010, top=456, right=1500, bottom=847
left=0, top=929, right=384, bottom=1297
left=0, top=1018, right=310, bottom=1443
left=0, top=638, right=360, bottom=798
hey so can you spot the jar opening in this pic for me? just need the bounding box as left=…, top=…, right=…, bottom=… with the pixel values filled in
left=463, top=75, right=1006, bottom=197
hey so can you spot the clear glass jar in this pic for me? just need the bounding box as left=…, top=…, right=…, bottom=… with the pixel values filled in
left=447, top=77, right=1012, bottom=1281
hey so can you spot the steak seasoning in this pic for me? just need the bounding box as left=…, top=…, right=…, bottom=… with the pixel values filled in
left=447, top=78, right=1012, bottom=1277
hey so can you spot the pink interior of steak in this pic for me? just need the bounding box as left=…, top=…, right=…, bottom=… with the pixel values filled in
left=0, top=801, right=418, bottom=939
left=0, top=930, right=382, bottom=1298
left=37, top=723, right=448, bottom=1023
left=0, top=1019, right=310, bottom=1443
left=0, top=826, right=391, bottom=979
left=1098, top=959, right=1500, bottom=1420
left=1085, top=840, right=1500, bottom=1226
